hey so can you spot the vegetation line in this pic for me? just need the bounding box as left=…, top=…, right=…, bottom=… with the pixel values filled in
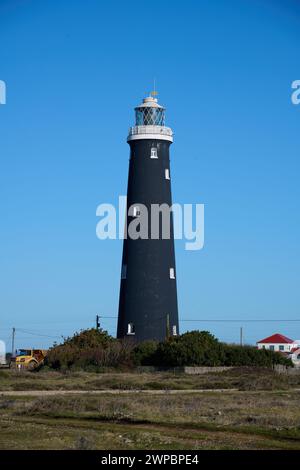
left=2, top=413, right=299, bottom=444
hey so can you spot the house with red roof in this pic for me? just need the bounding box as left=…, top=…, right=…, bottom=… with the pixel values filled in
left=256, top=333, right=299, bottom=353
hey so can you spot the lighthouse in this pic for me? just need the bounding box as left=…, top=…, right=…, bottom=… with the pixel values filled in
left=117, top=94, right=179, bottom=342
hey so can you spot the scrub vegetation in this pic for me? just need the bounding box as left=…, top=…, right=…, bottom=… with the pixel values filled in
left=1, top=385, right=300, bottom=450
left=45, top=329, right=292, bottom=370
left=1, top=366, right=300, bottom=392
left=1, top=330, right=297, bottom=449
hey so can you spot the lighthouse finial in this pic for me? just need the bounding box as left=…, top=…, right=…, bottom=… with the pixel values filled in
left=150, top=77, right=158, bottom=98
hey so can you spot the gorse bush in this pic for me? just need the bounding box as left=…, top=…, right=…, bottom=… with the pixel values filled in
left=131, top=340, right=159, bottom=366
left=153, top=331, right=225, bottom=367
left=133, top=331, right=292, bottom=368
left=222, top=344, right=291, bottom=367
left=46, top=329, right=134, bottom=370
left=46, top=329, right=293, bottom=370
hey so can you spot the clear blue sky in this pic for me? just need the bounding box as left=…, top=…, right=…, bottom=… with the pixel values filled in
left=1, top=0, right=300, bottom=350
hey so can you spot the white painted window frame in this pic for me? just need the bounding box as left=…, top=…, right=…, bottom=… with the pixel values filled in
left=169, top=267, right=175, bottom=279
left=150, top=147, right=158, bottom=159
left=127, top=322, right=135, bottom=335
left=133, top=205, right=140, bottom=217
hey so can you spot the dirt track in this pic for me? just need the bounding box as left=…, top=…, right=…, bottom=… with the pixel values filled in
left=0, top=388, right=238, bottom=396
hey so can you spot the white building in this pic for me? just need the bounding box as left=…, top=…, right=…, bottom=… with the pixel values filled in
left=289, top=348, right=300, bottom=367
left=0, top=340, right=6, bottom=365
left=256, top=333, right=298, bottom=353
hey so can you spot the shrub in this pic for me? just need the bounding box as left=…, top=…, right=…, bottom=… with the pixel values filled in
left=132, top=341, right=159, bottom=366
left=46, top=328, right=293, bottom=370
left=223, top=344, right=292, bottom=368
left=131, top=331, right=293, bottom=368
left=46, top=329, right=134, bottom=370
left=152, top=331, right=225, bottom=367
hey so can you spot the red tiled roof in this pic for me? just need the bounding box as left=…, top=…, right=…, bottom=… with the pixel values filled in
left=257, top=333, right=294, bottom=344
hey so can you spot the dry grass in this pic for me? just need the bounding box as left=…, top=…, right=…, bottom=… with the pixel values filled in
left=11, top=390, right=300, bottom=430
left=1, top=366, right=300, bottom=392
left=1, top=368, right=300, bottom=449
left=1, top=390, right=300, bottom=450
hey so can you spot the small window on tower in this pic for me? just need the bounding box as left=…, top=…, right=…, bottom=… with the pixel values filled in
left=127, top=322, right=135, bottom=335
left=165, top=169, right=170, bottom=180
left=169, top=268, right=175, bottom=279
left=172, top=325, right=177, bottom=336
left=121, top=264, right=127, bottom=279
left=133, top=206, right=140, bottom=217
left=150, top=148, right=158, bottom=159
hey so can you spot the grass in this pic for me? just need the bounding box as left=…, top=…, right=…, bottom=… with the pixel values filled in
left=1, top=366, right=300, bottom=391
left=1, top=367, right=300, bottom=449
left=1, top=390, right=300, bottom=449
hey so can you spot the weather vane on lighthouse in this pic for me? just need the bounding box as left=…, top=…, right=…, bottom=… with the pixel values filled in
left=150, top=78, right=158, bottom=98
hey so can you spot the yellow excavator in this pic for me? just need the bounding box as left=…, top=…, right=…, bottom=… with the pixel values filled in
left=10, top=349, right=48, bottom=370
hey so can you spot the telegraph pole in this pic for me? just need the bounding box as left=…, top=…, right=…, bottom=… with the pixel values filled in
left=11, top=327, right=15, bottom=356
left=240, top=326, right=243, bottom=346
left=166, top=314, right=170, bottom=339
left=96, top=315, right=100, bottom=330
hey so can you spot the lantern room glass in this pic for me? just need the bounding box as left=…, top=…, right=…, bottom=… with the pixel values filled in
left=135, top=107, right=165, bottom=126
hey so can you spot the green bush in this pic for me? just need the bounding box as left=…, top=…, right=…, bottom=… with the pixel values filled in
left=46, top=328, right=293, bottom=370
left=151, top=331, right=225, bottom=367
left=132, top=340, right=159, bottom=366
left=131, top=331, right=293, bottom=368
left=46, top=329, right=134, bottom=370
left=223, top=344, right=292, bottom=367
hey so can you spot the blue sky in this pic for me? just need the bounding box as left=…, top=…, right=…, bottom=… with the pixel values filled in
left=0, top=0, right=300, bottom=350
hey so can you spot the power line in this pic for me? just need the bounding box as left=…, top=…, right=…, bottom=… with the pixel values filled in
left=8, top=337, right=57, bottom=340
left=2, top=318, right=300, bottom=344
left=180, top=319, right=300, bottom=323
left=16, top=328, right=62, bottom=339
left=98, top=317, right=300, bottom=323
left=3, top=316, right=299, bottom=328
left=0, top=317, right=98, bottom=328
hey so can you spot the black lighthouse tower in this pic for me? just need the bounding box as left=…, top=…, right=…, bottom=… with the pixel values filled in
left=117, top=94, right=179, bottom=342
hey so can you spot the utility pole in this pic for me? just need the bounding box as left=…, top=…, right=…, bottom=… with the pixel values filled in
left=11, top=327, right=15, bottom=356
left=240, top=326, right=243, bottom=346
left=166, top=314, right=170, bottom=339
left=96, top=315, right=100, bottom=330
